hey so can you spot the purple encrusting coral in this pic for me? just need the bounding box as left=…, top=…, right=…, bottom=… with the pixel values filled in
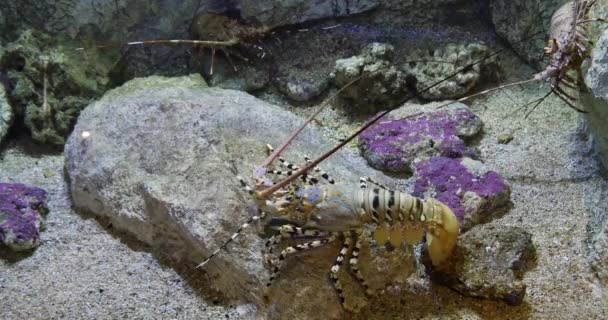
left=359, top=106, right=481, bottom=172
left=0, top=183, right=48, bottom=251
left=413, top=157, right=510, bottom=230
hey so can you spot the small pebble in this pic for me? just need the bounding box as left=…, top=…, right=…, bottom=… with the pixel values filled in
left=497, top=134, right=513, bottom=144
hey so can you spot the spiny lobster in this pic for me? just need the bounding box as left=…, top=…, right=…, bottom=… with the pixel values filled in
left=192, top=0, right=607, bottom=311
left=446, top=0, right=606, bottom=116
left=77, top=12, right=338, bottom=76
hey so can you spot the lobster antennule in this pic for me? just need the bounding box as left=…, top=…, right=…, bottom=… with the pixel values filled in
left=259, top=74, right=365, bottom=169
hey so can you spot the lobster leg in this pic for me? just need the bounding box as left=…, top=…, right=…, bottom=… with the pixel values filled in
left=521, top=90, right=553, bottom=118
left=196, top=176, right=268, bottom=268
left=264, top=224, right=330, bottom=263
left=220, top=48, right=238, bottom=72
left=266, top=232, right=338, bottom=288
left=304, top=156, right=336, bottom=184
left=329, top=232, right=353, bottom=306
left=359, top=176, right=389, bottom=190
left=208, top=48, right=216, bottom=75
left=196, top=209, right=266, bottom=268
left=349, top=230, right=373, bottom=297
left=552, top=85, right=587, bottom=113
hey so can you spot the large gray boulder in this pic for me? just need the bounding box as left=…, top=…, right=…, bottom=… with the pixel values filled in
left=64, top=74, right=416, bottom=319
left=583, top=29, right=608, bottom=170
left=583, top=29, right=608, bottom=286
left=0, top=85, right=12, bottom=143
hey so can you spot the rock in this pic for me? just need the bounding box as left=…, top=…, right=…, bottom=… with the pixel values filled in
left=0, top=0, right=202, bottom=78
left=591, top=220, right=608, bottom=286
left=497, top=133, right=513, bottom=144
left=207, top=62, right=269, bottom=93
left=490, top=0, right=566, bottom=67
left=404, top=43, right=497, bottom=100
left=413, top=157, right=511, bottom=231
left=273, top=73, right=330, bottom=102
left=334, top=43, right=411, bottom=112
left=358, top=102, right=481, bottom=172
left=0, top=29, right=112, bottom=145
left=583, top=28, right=608, bottom=169
left=64, top=74, right=415, bottom=318
left=0, top=183, right=48, bottom=251
left=240, top=0, right=379, bottom=27
left=580, top=21, right=608, bottom=290
left=427, top=223, right=535, bottom=306
left=0, top=85, right=13, bottom=143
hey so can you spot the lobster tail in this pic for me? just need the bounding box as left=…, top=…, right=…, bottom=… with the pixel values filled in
left=425, top=199, right=460, bottom=266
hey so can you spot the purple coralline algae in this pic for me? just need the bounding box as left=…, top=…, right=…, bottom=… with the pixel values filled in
left=413, top=157, right=510, bottom=230
left=358, top=106, right=481, bottom=172
left=0, top=183, right=48, bottom=251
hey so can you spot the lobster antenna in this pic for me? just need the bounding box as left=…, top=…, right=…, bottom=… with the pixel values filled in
left=432, top=78, right=539, bottom=111
left=257, top=30, right=545, bottom=199
left=75, top=39, right=238, bottom=51
left=260, top=74, right=365, bottom=168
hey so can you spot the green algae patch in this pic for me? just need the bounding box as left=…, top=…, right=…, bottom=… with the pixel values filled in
left=0, top=29, right=117, bottom=145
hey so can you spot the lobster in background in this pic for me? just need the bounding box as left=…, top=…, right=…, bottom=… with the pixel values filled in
left=445, top=0, right=606, bottom=116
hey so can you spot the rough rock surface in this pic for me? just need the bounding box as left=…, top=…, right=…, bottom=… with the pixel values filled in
left=64, top=74, right=416, bottom=319
left=0, top=182, right=48, bottom=251
left=583, top=28, right=608, bottom=169
left=240, top=0, right=379, bottom=27
left=592, top=221, right=608, bottom=286
left=490, top=0, right=567, bottom=67
left=334, top=43, right=410, bottom=112
left=273, top=73, right=330, bottom=102
left=584, top=29, right=608, bottom=286
left=404, top=42, right=497, bottom=100
left=358, top=102, right=482, bottom=172
left=0, top=29, right=112, bottom=145
left=0, top=0, right=380, bottom=81
left=413, top=157, right=511, bottom=231
left=0, top=85, right=13, bottom=143
left=428, top=223, right=535, bottom=306
left=0, top=0, right=203, bottom=78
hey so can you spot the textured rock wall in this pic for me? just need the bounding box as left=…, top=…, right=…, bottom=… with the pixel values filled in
left=584, top=30, right=608, bottom=170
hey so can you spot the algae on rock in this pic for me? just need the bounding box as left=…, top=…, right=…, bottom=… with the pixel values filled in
left=0, top=29, right=115, bottom=145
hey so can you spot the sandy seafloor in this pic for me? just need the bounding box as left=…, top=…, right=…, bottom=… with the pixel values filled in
left=2, top=66, right=608, bottom=319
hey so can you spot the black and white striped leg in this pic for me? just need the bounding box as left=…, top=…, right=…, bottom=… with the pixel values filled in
left=237, top=175, right=255, bottom=195
left=266, top=233, right=338, bottom=288
left=349, top=230, right=372, bottom=297
left=196, top=208, right=267, bottom=268
left=278, top=156, right=317, bottom=185
left=359, top=176, right=389, bottom=189
left=304, top=156, right=336, bottom=184
left=264, top=225, right=330, bottom=265
left=330, top=232, right=353, bottom=306
left=195, top=176, right=267, bottom=268
left=266, top=144, right=332, bottom=185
